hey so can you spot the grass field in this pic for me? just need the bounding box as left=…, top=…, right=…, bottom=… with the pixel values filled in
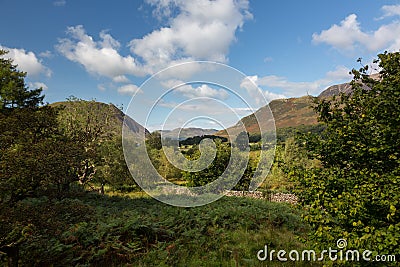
left=4, top=190, right=321, bottom=266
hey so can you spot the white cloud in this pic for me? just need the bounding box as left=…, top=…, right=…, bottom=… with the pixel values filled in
left=29, top=82, right=48, bottom=90
left=243, top=66, right=352, bottom=97
left=117, top=84, right=142, bottom=96
left=161, top=79, right=228, bottom=99
left=325, top=65, right=351, bottom=80
left=39, top=50, right=53, bottom=58
left=56, top=25, right=145, bottom=79
left=112, top=75, right=130, bottom=83
left=0, top=46, right=51, bottom=77
left=313, top=12, right=400, bottom=52
left=264, top=91, right=286, bottom=101
left=129, top=0, right=252, bottom=72
left=263, top=57, right=273, bottom=63
left=312, top=14, right=368, bottom=51
left=53, top=0, right=66, bottom=6
left=160, top=79, right=184, bottom=89
left=240, top=75, right=286, bottom=103
left=57, top=1, right=251, bottom=86
left=378, top=5, right=400, bottom=19
left=178, top=84, right=229, bottom=99
left=97, top=84, right=106, bottom=91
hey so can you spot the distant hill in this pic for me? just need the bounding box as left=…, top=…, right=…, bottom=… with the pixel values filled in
left=159, top=128, right=218, bottom=140
left=215, top=76, right=379, bottom=137
left=51, top=101, right=149, bottom=137
left=215, top=95, right=318, bottom=137
left=318, top=82, right=353, bottom=98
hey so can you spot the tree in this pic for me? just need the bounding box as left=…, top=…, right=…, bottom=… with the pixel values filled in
left=57, top=98, right=117, bottom=187
left=146, top=131, right=162, bottom=150
left=96, top=135, right=136, bottom=194
left=182, top=140, right=253, bottom=191
left=293, top=52, right=400, bottom=261
left=0, top=50, right=82, bottom=204
left=0, top=50, right=43, bottom=111
left=0, top=50, right=83, bottom=266
left=235, top=131, right=249, bottom=151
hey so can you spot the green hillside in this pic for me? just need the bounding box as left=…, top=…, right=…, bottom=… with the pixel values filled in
left=215, top=95, right=318, bottom=137
left=51, top=100, right=149, bottom=137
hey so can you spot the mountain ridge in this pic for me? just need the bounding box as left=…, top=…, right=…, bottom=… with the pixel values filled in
left=215, top=78, right=363, bottom=137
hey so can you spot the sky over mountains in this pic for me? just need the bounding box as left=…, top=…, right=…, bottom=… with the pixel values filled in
left=1, top=0, right=400, bottom=130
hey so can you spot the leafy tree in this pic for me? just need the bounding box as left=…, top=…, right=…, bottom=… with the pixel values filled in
left=146, top=131, right=162, bottom=150
left=183, top=140, right=253, bottom=190
left=0, top=50, right=83, bottom=266
left=248, top=133, right=261, bottom=143
left=235, top=131, right=249, bottom=151
left=96, top=135, right=136, bottom=194
left=0, top=50, right=44, bottom=111
left=293, top=52, right=400, bottom=262
left=57, top=98, right=116, bottom=187
left=179, top=135, right=227, bottom=146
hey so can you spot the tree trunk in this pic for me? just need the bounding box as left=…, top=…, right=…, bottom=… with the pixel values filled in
left=100, top=183, right=105, bottom=195
left=3, top=246, right=19, bottom=267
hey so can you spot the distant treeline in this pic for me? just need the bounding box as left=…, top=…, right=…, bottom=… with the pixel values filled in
left=179, top=135, right=228, bottom=146
left=178, top=124, right=325, bottom=147
left=243, top=124, right=326, bottom=144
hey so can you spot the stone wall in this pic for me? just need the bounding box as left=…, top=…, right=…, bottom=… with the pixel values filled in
left=224, top=190, right=298, bottom=204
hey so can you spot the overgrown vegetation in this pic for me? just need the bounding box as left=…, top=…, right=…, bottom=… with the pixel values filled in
left=1, top=48, right=399, bottom=266
left=289, top=52, right=400, bottom=265
left=3, top=194, right=313, bottom=266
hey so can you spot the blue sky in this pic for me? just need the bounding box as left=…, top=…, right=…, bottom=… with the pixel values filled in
left=1, top=0, right=400, bottom=130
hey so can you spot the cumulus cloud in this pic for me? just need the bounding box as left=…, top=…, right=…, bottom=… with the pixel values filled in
left=313, top=12, right=400, bottom=52
left=39, top=50, right=53, bottom=58
left=312, top=14, right=367, bottom=51
left=240, top=75, right=286, bottom=103
left=112, top=75, right=130, bottom=83
left=117, top=84, right=142, bottom=96
left=29, top=82, right=48, bottom=90
left=56, top=26, right=145, bottom=79
left=129, top=0, right=252, bottom=72
left=0, top=46, right=51, bottom=77
left=177, top=84, right=229, bottom=99
left=161, top=79, right=228, bottom=99
left=378, top=5, right=400, bottom=19
left=243, top=66, right=352, bottom=98
left=56, top=1, right=252, bottom=93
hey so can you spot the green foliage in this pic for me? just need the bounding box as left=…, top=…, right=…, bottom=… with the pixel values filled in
left=182, top=141, right=255, bottom=190
left=0, top=50, right=44, bottom=111
left=146, top=145, right=183, bottom=181
left=1, top=194, right=310, bottom=266
left=292, top=51, right=400, bottom=263
left=0, top=196, right=95, bottom=266
left=262, top=138, right=318, bottom=192
left=57, top=98, right=118, bottom=187
left=249, top=133, right=261, bottom=143
left=183, top=141, right=231, bottom=187
left=179, top=134, right=228, bottom=146
left=235, top=131, right=250, bottom=151
left=96, top=135, right=136, bottom=193
left=0, top=56, right=83, bottom=205
left=275, top=124, right=325, bottom=144
left=146, top=131, right=162, bottom=150
left=0, top=52, right=86, bottom=265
